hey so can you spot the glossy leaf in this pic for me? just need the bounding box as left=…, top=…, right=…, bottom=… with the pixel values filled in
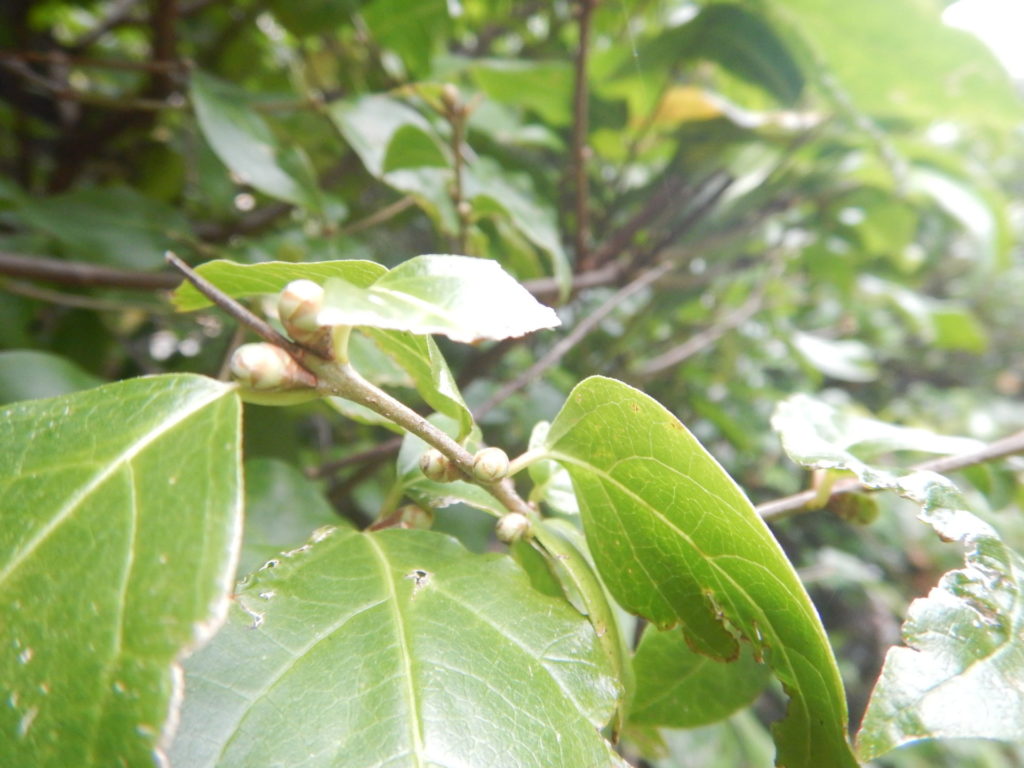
left=190, top=71, right=322, bottom=212
left=467, top=157, right=572, bottom=301
left=0, top=350, right=103, bottom=405
left=319, top=254, right=561, bottom=343
left=240, top=458, right=344, bottom=575
left=0, top=375, right=242, bottom=766
left=362, top=0, right=448, bottom=77
left=770, top=394, right=1024, bottom=758
left=172, top=258, right=386, bottom=312
left=469, top=59, right=574, bottom=126
left=365, top=329, right=473, bottom=440
left=630, top=625, right=770, bottom=728
left=544, top=376, right=856, bottom=768
left=170, top=527, right=626, bottom=767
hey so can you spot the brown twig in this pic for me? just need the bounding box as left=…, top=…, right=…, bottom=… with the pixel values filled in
left=165, top=252, right=307, bottom=359
left=757, top=429, right=1024, bottom=523
left=0, top=251, right=182, bottom=290
left=633, top=280, right=770, bottom=380
left=571, top=0, right=597, bottom=266
left=340, top=196, right=416, bottom=236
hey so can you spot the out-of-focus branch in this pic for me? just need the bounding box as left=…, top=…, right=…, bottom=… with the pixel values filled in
left=0, top=252, right=181, bottom=290
left=632, top=290, right=766, bottom=380
left=475, top=262, right=675, bottom=419
left=757, top=429, right=1024, bottom=523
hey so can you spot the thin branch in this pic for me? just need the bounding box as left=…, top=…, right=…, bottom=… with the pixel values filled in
left=306, top=436, right=403, bottom=479
left=475, top=261, right=675, bottom=419
left=2, top=279, right=169, bottom=313
left=165, top=252, right=307, bottom=359
left=339, top=196, right=415, bottom=236
left=632, top=287, right=766, bottom=380
left=757, top=429, right=1024, bottom=523
left=571, top=0, right=597, bottom=265
left=0, top=251, right=181, bottom=290
left=0, top=50, right=186, bottom=73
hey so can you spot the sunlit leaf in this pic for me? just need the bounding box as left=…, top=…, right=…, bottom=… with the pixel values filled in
left=170, top=527, right=626, bottom=767
left=319, top=254, right=561, bottom=343
left=0, top=375, right=241, bottom=766
left=544, top=376, right=857, bottom=768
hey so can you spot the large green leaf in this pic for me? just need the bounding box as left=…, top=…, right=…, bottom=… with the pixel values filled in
left=362, top=0, right=448, bottom=77
left=170, top=527, right=626, bottom=767
left=629, top=625, right=769, bottom=728
left=320, top=254, right=561, bottom=343
left=172, top=258, right=386, bottom=312
left=544, top=376, right=856, bottom=768
left=770, top=394, right=1024, bottom=759
left=190, top=71, right=322, bottom=212
left=0, top=375, right=242, bottom=766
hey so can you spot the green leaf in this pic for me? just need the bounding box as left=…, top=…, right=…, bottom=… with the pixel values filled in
left=527, top=421, right=579, bottom=516
left=328, top=94, right=443, bottom=178
left=170, top=527, right=626, bottom=767
left=362, top=0, right=448, bottom=77
left=14, top=186, right=191, bottom=270
left=771, top=393, right=984, bottom=467
left=268, top=0, right=360, bottom=37
left=240, top=458, right=344, bottom=575
left=365, top=328, right=474, bottom=440
left=172, top=258, right=385, bottom=312
left=544, top=376, right=856, bottom=768
left=630, top=624, right=770, bottom=728
left=769, top=395, right=1024, bottom=758
left=858, top=503, right=1024, bottom=758
left=0, top=375, right=241, bottom=766
left=469, top=59, right=574, bottom=126
left=0, top=350, right=103, bottom=405
left=759, top=0, right=1024, bottom=128
left=396, top=420, right=504, bottom=518
left=320, top=254, right=561, bottom=343
left=190, top=71, right=322, bottom=212
left=531, top=518, right=634, bottom=737
left=467, top=157, right=572, bottom=301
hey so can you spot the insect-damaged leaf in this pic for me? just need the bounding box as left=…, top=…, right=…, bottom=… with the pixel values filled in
left=170, top=527, right=627, bottom=767
left=0, top=375, right=242, bottom=766
left=545, top=376, right=856, bottom=768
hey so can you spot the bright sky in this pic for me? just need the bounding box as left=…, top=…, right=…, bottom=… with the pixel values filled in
left=943, top=0, right=1024, bottom=79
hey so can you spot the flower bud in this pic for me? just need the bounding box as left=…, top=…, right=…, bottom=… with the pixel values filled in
left=441, top=83, right=460, bottom=113
left=472, top=447, right=510, bottom=483
left=230, top=343, right=316, bottom=390
left=495, top=512, right=531, bottom=543
left=419, top=448, right=460, bottom=483
left=278, top=280, right=325, bottom=340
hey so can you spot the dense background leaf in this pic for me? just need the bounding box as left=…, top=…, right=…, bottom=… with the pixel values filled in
left=0, top=375, right=242, bottom=766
